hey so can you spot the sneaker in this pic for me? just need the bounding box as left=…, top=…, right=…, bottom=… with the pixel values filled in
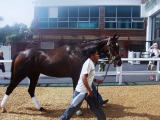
left=76, top=110, right=83, bottom=116
left=100, top=99, right=109, bottom=106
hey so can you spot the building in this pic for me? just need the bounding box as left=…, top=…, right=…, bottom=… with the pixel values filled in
left=33, top=0, right=147, bottom=57
left=141, top=0, right=160, bottom=49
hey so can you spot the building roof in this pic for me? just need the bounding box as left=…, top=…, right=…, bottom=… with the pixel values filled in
left=34, top=0, right=141, bottom=7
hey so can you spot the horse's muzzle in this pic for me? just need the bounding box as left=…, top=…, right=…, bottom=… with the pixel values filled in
left=114, top=57, right=122, bottom=67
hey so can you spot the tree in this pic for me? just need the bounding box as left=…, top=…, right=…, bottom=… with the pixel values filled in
left=145, top=0, right=157, bottom=10
left=0, top=22, right=33, bottom=45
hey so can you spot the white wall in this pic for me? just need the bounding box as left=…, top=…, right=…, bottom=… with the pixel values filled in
left=0, top=46, right=11, bottom=60
left=35, top=0, right=141, bottom=7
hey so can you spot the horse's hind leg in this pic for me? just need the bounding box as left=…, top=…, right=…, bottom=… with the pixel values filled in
left=27, top=72, right=45, bottom=111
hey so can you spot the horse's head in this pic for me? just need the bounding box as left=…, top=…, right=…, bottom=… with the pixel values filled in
left=100, top=34, right=122, bottom=67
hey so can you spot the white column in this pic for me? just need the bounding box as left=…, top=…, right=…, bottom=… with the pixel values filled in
left=119, top=65, right=122, bottom=85
left=156, top=60, right=159, bottom=81
left=116, top=67, right=119, bottom=82
left=146, top=16, right=152, bottom=51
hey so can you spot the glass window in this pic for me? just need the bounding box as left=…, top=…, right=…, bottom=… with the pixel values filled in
left=117, top=23, right=131, bottom=28
left=69, top=7, right=78, bottom=17
left=105, top=22, right=116, bottom=28
left=105, top=6, right=116, bottom=17
left=78, top=22, right=89, bottom=28
left=58, top=18, right=68, bottom=21
left=90, top=6, right=99, bottom=17
left=69, top=18, right=78, bottom=21
left=132, top=18, right=144, bottom=22
left=69, top=22, right=77, bottom=28
left=90, top=22, right=98, bottom=28
left=79, top=7, right=89, bottom=17
left=58, top=7, right=68, bottom=17
left=49, top=22, right=57, bottom=28
left=117, top=6, right=131, bottom=17
left=58, top=22, right=68, bottom=28
left=38, top=22, right=48, bottom=28
left=117, top=18, right=131, bottom=23
left=79, top=18, right=89, bottom=21
left=90, top=18, right=99, bottom=21
left=132, top=23, right=144, bottom=29
left=39, top=18, right=48, bottom=22
left=132, top=6, right=140, bottom=17
left=105, top=18, right=116, bottom=21
left=155, top=14, right=160, bottom=29
left=38, top=7, right=48, bottom=18
left=49, top=18, right=57, bottom=22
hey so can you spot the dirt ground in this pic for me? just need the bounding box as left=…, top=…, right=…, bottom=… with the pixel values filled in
left=0, top=85, right=160, bottom=120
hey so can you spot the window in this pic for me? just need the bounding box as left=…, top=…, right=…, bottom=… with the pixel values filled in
left=69, top=7, right=78, bottom=17
left=90, top=6, right=99, bottom=17
left=132, top=6, right=140, bottom=17
left=38, top=6, right=99, bottom=29
left=105, top=6, right=116, bottom=17
left=117, top=6, right=131, bottom=17
left=105, top=6, right=144, bottom=29
left=79, top=7, right=89, bottom=17
left=58, top=7, right=68, bottom=17
left=38, top=7, right=48, bottom=18
left=117, top=18, right=131, bottom=28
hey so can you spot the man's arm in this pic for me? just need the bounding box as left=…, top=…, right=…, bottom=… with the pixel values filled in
left=93, top=79, right=103, bottom=84
left=82, top=74, right=93, bottom=97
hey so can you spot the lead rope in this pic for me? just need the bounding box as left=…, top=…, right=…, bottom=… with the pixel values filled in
left=96, top=59, right=114, bottom=106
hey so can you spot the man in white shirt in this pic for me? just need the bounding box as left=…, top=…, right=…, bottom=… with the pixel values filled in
left=59, top=48, right=106, bottom=120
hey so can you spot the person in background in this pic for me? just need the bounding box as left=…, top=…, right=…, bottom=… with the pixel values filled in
left=147, top=43, right=160, bottom=81
left=59, top=48, right=106, bottom=120
left=0, top=51, right=8, bottom=79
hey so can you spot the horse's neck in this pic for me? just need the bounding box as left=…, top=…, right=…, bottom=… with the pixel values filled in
left=78, top=42, right=101, bottom=51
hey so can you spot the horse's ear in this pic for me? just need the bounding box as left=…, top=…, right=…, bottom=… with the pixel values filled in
left=115, top=35, right=120, bottom=40
left=113, top=34, right=117, bottom=39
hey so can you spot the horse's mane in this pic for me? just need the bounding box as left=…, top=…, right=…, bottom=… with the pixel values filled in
left=79, top=36, right=108, bottom=44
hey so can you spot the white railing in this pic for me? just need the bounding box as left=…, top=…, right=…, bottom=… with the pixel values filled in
left=128, top=51, right=141, bottom=65
left=0, top=58, right=160, bottom=85
left=97, top=58, right=160, bottom=85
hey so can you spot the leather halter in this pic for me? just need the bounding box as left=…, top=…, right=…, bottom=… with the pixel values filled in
left=100, top=38, right=118, bottom=63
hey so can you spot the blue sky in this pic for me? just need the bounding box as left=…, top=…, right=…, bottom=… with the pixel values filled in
left=0, top=0, right=34, bottom=28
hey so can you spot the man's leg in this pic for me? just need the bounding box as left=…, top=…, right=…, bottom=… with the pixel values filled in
left=92, top=83, right=103, bottom=102
left=85, top=92, right=106, bottom=120
left=59, top=91, right=86, bottom=120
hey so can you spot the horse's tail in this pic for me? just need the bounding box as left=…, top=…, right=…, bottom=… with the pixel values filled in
left=10, top=52, right=20, bottom=80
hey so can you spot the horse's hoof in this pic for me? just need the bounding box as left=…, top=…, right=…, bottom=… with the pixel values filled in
left=1, top=108, right=7, bottom=113
left=39, top=107, right=46, bottom=112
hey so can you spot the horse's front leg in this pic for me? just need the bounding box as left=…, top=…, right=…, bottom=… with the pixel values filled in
left=1, top=94, right=8, bottom=113
left=28, top=72, right=45, bottom=111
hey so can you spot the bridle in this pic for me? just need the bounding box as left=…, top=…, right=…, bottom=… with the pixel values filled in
left=100, top=37, right=119, bottom=64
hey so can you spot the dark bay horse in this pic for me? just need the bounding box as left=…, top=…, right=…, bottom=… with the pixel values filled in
left=1, top=34, right=122, bottom=113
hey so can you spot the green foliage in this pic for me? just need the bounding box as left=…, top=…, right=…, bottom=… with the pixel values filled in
left=145, top=0, right=157, bottom=10
left=0, top=22, right=33, bottom=45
